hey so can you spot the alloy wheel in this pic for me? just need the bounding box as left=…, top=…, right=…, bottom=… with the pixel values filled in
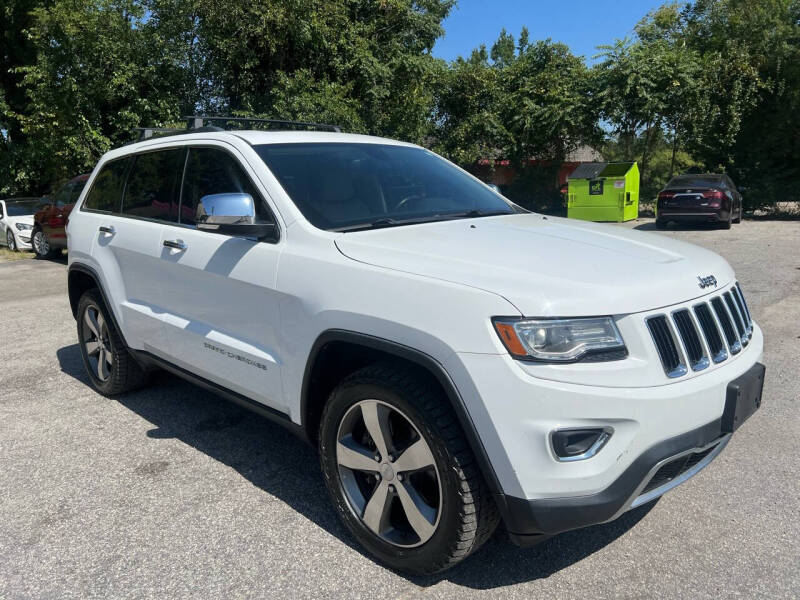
left=33, top=230, right=49, bottom=255
left=81, top=305, right=113, bottom=381
left=336, top=399, right=442, bottom=548
left=6, top=230, right=16, bottom=251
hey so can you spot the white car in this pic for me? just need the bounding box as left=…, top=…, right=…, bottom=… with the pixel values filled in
left=0, top=198, right=40, bottom=251
left=65, top=123, right=765, bottom=574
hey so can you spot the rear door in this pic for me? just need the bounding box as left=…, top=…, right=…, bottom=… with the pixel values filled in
left=155, top=143, right=286, bottom=411
left=82, top=149, right=183, bottom=355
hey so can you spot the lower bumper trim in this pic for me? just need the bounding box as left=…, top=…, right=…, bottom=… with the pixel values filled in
left=499, top=419, right=725, bottom=538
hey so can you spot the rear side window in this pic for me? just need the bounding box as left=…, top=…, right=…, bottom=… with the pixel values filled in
left=122, top=149, right=184, bottom=222
left=180, top=147, right=271, bottom=226
left=83, top=159, right=130, bottom=212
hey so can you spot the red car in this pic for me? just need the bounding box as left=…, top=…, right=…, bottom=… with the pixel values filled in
left=31, top=174, right=90, bottom=259
left=656, top=173, right=743, bottom=230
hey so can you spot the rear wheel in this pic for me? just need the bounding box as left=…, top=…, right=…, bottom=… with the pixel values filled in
left=77, top=288, right=149, bottom=395
left=32, top=228, right=58, bottom=259
left=720, top=212, right=732, bottom=230
left=319, top=363, right=498, bottom=575
left=733, top=205, right=742, bottom=224
left=6, top=229, right=17, bottom=251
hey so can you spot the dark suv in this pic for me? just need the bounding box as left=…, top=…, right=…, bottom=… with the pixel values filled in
left=656, top=173, right=743, bottom=230
left=32, top=174, right=89, bottom=258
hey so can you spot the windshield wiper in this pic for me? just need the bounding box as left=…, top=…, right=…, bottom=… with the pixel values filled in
left=335, top=209, right=515, bottom=233
left=448, top=209, right=513, bottom=219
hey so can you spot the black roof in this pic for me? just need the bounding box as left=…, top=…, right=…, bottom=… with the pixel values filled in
left=567, top=162, right=636, bottom=180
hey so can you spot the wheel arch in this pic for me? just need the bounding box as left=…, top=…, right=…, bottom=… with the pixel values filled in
left=67, top=262, right=131, bottom=349
left=300, top=329, right=503, bottom=497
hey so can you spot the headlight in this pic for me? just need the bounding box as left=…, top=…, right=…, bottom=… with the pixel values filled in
left=493, top=317, right=626, bottom=362
left=15, top=223, right=33, bottom=231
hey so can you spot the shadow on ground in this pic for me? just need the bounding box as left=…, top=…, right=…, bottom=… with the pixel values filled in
left=634, top=221, right=727, bottom=232
left=57, top=343, right=656, bottom=589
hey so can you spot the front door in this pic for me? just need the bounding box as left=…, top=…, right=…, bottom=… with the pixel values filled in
left=155, top=144, right=286, bottom=412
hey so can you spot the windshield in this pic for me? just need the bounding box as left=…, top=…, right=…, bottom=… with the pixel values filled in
left=4, top=200, right=43, bottom=216
left=254, top=143, right=518, bottom=231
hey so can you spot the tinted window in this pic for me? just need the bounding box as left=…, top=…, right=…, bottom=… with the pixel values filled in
left=180, top=148, right=270, bottom=225
left=5, top=200, right=44, bottom=216
left=122, top=149, right=183, bottom=222
left=84, top=159, right=130, bottom=212
left=53, top=182, right=74, bottom=208
left=666, top=175, right=723, bottom=189
left=254, top=143, right=515, bottom=231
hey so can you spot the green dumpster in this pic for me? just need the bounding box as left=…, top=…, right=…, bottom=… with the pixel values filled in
left=566, top=162, right=639, bottom=222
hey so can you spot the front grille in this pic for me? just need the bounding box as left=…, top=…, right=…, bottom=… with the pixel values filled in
left=647, top=282, right=753, bottom=377
left=641, top=444, right=717, bottom=495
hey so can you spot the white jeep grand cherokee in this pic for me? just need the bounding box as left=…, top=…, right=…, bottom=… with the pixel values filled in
left=66, top=125, right=765, bottom=574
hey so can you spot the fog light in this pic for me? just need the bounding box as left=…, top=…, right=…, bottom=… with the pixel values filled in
left=550, top=427, right=613, bottom=462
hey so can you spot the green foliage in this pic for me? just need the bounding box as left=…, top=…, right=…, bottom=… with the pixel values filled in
left=0, top=0, right=798, bottom=213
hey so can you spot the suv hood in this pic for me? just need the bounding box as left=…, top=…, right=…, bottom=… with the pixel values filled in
left=335, top=214, right=734, bottom=316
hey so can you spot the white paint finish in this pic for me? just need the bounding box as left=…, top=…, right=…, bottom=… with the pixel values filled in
left=335, top=213, right=736, bottom=316
left=66, top=129, right=764, bottom=505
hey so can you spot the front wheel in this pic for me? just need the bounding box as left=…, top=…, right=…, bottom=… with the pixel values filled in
left=6, top=229, right=17, bottom=251
left=32, top=228, right=58, bottom=259
left=319, top=364, right=499, bottom=575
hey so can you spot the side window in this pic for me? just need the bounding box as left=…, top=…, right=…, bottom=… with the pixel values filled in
left=54, top=182, right=74, bottom=208
left=180, top=147, right=272, bottom=226
left=122, top=149, right=183, bottom=222
left=84, top=159, right=131, bottom=213
left=70, top=180, right=87, bottom=203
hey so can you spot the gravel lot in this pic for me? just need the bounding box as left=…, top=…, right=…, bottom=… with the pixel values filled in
left=1, top=219, right=798, bottom=599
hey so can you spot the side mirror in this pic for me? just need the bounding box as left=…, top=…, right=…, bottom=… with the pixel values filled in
left=196, top=193, right=277, bottom=240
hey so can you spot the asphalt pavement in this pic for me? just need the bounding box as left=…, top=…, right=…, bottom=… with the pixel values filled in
left=0, top=219, right=798, bottom=598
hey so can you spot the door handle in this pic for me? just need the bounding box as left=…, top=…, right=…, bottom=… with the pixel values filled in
left=163, top=239, right=187, bottom=251
left=99, top=225, right=115, bottom=234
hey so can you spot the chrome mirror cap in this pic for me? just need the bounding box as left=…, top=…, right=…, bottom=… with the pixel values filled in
left=196, top=193, right=256, bottom=226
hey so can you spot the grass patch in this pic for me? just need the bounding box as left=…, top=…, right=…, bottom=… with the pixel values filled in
left=0, top=247, right=34, bottom=262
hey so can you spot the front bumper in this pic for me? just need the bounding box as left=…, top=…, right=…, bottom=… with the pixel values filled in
left=13, top=231, right=32, bottom=249
left=500, top=420, right=730, bottom=544
left=451, top=325, right=763, bottom=541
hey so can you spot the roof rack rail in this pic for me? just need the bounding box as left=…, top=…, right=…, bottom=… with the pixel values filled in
left=185, top=115, right=342, bottom=133
left=132, top=115, right=342, bottom=142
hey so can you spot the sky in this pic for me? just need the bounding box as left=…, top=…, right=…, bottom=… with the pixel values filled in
left=432, top=0, right=667, bottom=63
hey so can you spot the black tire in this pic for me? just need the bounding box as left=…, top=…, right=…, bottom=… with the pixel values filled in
left=733, top=206, right=742, bottom=224
left=655, top=219, right=667, bottom=230
left=319, top=363, right=499, bottom=575
left=76, top=288, right=149, bottom=395
left=31, top=227, right=58, bottom=259
left=720, top=212, right=732, bottom=230
left=6, top=229, right=17, bottom=252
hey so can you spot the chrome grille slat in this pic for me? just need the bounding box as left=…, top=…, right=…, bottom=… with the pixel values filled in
left=648, top=283, right=753, bottom=377
left=693, top=303, right=728, bottom=363
left=646, top=315, right=687, bottom=378
left=723, top=291, right=748, bottom=346
left=710, top=296, right=741, bottom=355
left=735, top=283, right=752, bottom=325
left=671, top=309, right=709, bottom=371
